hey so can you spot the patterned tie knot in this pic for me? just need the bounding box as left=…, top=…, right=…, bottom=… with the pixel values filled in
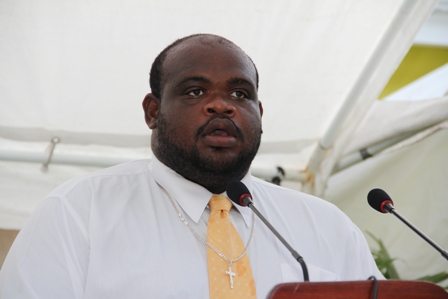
left=209, top=194, right=232, bottom=213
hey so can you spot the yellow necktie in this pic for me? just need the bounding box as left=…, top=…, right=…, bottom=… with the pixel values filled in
left=207, top=194, right=257, bottom=298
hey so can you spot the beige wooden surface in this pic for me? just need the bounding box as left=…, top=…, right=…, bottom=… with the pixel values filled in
left=0, top=229, right=19, bottom=268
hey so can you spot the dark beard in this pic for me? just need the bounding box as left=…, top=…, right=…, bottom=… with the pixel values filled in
left=154, top=113, right=261, bottom=194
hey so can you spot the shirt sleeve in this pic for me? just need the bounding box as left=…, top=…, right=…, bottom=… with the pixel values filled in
left=0, top=196, right=89, bottom=299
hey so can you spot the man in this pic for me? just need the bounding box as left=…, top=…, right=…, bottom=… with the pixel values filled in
left=0, top=34, right=383, bottom=298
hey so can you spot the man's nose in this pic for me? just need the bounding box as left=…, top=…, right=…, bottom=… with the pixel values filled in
left=203, top=95, right=236, bottom=117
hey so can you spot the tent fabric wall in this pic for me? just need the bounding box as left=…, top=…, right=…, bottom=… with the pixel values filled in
left=325, top=126, right=448, bottom=280
left=324, top=97, right=448, bottom=280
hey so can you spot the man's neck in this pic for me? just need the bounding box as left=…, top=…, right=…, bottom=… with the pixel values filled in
left=154, top=154, right=247, bottom=194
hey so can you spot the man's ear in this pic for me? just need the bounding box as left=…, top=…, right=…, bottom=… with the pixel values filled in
left=142, top=93, right=160, bottom=129
left=258, top=100, right=264, bottom=117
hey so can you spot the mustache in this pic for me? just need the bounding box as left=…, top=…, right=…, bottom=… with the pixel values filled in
left=194, top=116, right=244, bottom=141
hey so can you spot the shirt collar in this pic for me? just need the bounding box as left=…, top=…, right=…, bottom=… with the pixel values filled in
left=149, top=155, right=253, bottom=227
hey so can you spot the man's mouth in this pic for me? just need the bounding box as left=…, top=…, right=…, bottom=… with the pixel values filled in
left=199, top=118, right=239, bottom=148
left=209, top=129, right=230, bottom=137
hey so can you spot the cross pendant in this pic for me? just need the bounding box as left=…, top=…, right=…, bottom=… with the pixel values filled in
left=225, top=263, right=236, bottom=289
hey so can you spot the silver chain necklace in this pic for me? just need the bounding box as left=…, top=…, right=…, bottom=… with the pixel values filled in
left=157, top=182, right=255, bottom=289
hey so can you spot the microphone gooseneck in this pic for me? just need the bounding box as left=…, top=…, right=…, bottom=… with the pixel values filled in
left=226, top=181, right=310, bottom=281
left=367, top=188, right=448, bottom=261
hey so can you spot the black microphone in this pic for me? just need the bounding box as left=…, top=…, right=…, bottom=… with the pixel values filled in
left=227, top=181, right=310, bottom=281
left=367, top=188, right=448, bottom=261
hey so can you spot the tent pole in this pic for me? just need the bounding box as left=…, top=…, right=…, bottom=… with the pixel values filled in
left=304, top=0, right=438, bottom=196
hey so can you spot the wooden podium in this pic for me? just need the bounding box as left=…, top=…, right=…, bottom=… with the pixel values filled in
left=268, top=280, right=448, bottom=299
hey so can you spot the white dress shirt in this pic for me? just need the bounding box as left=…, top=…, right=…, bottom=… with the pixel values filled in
left=0, top=157, right=383, bottom=298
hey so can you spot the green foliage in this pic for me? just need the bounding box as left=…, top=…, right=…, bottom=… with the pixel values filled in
left=367, top=231, right=400, bottom=279
left=367, top=231, right=448, bottom=289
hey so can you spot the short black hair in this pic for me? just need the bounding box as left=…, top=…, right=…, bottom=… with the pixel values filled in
left=149, top=33, right=259, bottom=100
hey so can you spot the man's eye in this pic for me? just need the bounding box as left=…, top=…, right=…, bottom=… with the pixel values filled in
left=231, top=91, right=247, bottom=98
left=188, top=89, right=204, bottom=96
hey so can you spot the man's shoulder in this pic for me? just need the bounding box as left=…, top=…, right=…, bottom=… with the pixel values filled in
left=48, top=159, right=152, bottom=198
left=89, top=159, right=152, bottom=177
left=250, top=176, right=345, bottom=215
left=251, top=176, right=324, bottom=202
left=26, top=159, right=155, bottom=235
left=250, top=176, right=360, bottom=240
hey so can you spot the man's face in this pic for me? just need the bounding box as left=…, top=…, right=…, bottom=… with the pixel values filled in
left=147, top=39, right=263, bottom=192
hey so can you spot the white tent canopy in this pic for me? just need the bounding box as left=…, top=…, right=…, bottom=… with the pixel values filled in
left=1, top=0, right=447, bottom=280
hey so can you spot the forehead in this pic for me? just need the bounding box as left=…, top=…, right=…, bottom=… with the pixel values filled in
left=162, top=39, right=257, bottom=89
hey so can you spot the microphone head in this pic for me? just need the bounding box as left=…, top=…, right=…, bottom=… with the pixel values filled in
left=226, top=181, right=252, bottom=207
left=367, top=188, right=394, bottom=213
